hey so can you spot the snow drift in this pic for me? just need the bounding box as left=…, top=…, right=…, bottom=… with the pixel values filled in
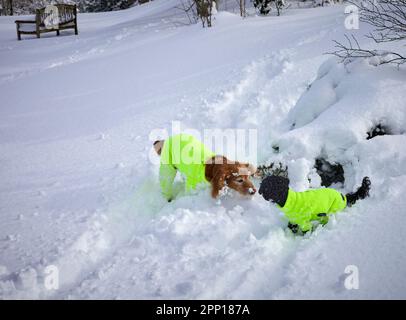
left=0, top=0, right=405, bottom=299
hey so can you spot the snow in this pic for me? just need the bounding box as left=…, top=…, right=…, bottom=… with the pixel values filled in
left=0, top=0, right=405, bottom=299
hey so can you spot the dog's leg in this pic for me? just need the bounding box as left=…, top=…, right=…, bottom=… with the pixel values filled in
left=346, top=177, right=371, bottom=206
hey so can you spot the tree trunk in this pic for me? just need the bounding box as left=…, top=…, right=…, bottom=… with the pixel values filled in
left=240, top=0, right=246, bottom=17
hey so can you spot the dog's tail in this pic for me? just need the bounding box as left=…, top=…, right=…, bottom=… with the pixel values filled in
left=153, top=140, right=164, bottom=156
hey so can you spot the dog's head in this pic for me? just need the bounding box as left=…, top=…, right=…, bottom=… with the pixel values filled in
left=205, top=156, right=257, bottom=198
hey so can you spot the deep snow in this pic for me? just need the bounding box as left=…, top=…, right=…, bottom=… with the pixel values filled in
left=0, top=0, right=405, bottom=299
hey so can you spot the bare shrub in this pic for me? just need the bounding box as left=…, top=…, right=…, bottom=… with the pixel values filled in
left=330, top=0, right=406, bottom=66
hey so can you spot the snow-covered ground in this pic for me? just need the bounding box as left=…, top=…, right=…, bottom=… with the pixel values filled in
left=0, top=0, right=405, bottom=299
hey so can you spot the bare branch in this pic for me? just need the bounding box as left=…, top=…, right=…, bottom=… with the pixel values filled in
left=175, top=0, right=199, bottom=25
left=349, top=0, right=406, bottom=43
left=327, top=34, right=406, bottom=66
left=329, top=1, right=406, bottom=67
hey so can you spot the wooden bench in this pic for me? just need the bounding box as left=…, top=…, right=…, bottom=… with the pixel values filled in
left=15, top=4, right=78, bottom=41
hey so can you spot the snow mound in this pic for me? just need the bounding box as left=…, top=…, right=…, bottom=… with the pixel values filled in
left=275, top=57, right=406, bottom=188
left=264, top=58, right=406, bottom=298
left=64, top=58, right=406, bottom=300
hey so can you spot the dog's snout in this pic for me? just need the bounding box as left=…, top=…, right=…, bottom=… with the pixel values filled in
left=249, top=188, right=256, bottom=195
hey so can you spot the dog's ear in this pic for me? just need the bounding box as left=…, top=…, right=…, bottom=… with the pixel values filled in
left=247, top=163, right=257, bottom=176
left=239, top=163, right=257, bottom=176
left=210, top=166, right=227, bottom=198
left=211, top=172, right=226, bottom=198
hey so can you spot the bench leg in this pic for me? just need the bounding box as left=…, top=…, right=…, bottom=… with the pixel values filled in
left=56, top=29, right=60, bottom=36
left=16, top=24, right=21, bottom=41
left=75, top=26, right=78, bottom=35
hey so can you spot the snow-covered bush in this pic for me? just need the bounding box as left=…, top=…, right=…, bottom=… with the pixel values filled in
left=314, top=158, right=344, bottom=187
left=253, top=0, right=273, bottom=15
left=0, top=0, right=139, bottom=15
left=76, top=0, right=137, bottom=13
left=252, top=0, right=286, bottom=16
left=366, top=123, right=390, bottom=140
left=313, top=0, right=336, bottom=6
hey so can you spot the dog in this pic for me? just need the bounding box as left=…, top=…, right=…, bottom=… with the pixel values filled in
left=153, top=134, right=257, bottom=201
left=259, top=175, right=371, bottom=233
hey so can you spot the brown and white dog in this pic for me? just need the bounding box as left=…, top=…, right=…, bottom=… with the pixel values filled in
left=154, top=140, right=257, bottom=199
left=205, top=155, right=257, bottom=198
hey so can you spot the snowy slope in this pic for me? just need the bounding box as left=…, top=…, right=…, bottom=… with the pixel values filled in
left=0, top=0, right=405, bottom=299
